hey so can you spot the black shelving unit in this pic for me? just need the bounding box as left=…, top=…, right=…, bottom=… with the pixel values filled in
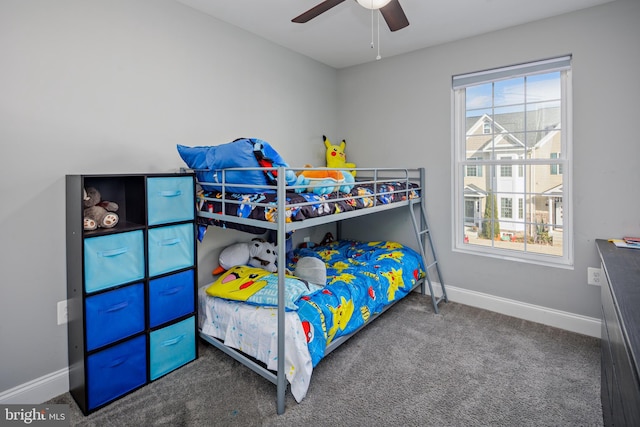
left=65, top=173, right=198, bottom=415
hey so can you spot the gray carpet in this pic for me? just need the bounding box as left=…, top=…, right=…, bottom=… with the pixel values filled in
left=49, top=293, right=603, bottom=426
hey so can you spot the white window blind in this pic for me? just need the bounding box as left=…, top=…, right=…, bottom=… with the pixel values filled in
left=452, top=55, right=571, bottom=89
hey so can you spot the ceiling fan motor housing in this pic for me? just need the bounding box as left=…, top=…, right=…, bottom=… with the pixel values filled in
left=292, top=0, right=409, bottom=32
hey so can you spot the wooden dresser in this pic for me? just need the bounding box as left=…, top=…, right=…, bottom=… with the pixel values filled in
left=597, top=239, right=640, bottom=426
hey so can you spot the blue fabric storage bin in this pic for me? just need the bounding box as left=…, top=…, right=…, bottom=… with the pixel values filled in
left=149, top=316, right=196, bottom=380
left=85, top=283, right=145, bottom=352
left=84, top=231, right=145, bottom=293
left=149, top=270, right=195, bottom=328
left=148, top=224, right=194, bottom=277
left=147, top=176, right=194, bottom=226
left=86, top=335, right=147, bottom=410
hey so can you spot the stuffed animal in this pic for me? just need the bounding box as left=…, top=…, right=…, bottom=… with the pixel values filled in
left=324, top=135, right=356, bottom=177
left=294, top=166, right=354, bottom=194
left=212, top=238, right=278, bottom=275
left=294, top=257, right=327, bottom=287
left=83, top=187, right=119, bottom=231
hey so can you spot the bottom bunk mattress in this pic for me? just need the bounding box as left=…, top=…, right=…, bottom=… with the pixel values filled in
left=198, top=287, right=313, bottom=402
left=198, top=240, right=426, bottom=402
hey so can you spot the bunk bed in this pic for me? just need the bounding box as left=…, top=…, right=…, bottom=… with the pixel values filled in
left=186, top=160, right=447, bottom=414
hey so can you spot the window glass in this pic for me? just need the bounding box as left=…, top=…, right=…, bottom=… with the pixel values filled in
left=454, top=57, right=572, bottom=266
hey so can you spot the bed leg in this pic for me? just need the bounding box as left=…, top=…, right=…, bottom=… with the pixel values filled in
left=277, top=389, right=285, bottom=415
left=276, top=165, right=287, bottom=415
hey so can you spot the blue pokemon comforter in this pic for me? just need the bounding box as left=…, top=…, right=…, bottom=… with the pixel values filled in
left=288, top=240, right=425, bottom=367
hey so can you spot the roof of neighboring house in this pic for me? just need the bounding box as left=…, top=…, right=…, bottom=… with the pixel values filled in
left=466, top=107, right=560, bottom=133
left=543, top=184, right=563, bottom=196
left=466, top=107, right=561, bottom=151
left=464, top=183, right=487, bottom=197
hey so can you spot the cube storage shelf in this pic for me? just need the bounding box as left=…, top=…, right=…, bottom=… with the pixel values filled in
left=66, top=173, right=198, bottom=415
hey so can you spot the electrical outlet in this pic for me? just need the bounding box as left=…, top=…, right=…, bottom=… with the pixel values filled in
left=587, top=267, right=602, bottom=286
left=303, top=236, right=311, bottom=243
left=57, top=300, right=68, bottom=325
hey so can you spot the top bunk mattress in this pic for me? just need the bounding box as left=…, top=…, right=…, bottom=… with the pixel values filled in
left=195, top=172, right=422, bottom=234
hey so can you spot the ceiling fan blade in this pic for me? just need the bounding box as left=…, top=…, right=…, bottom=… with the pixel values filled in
left=379, top=0, right=409, bottom=31
left=292, top=0, right=347, bottom=23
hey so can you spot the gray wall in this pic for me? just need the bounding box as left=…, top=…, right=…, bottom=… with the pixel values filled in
left=1, top=0, right=639, bottom=400
left=337, top=0, right=640, bottom=318
left=0, top=0, right=337, bottom=394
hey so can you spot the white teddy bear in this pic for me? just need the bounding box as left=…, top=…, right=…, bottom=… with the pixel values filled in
left=212, top=238, right=278, bottom=275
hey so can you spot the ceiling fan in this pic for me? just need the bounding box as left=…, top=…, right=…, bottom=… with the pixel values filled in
left=292, top=0, right=409, bottom=32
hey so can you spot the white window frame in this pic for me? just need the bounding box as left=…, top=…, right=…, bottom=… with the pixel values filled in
left=451, top=56, right=573, bottom=268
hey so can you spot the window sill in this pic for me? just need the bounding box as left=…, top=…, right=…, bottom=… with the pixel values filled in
left=453, top=244, right=574, bottom=270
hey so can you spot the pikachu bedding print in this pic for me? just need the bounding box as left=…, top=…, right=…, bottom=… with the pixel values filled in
left=197, top=240, right=425, bottom=402
left=289, top=240, right=425, bottom=367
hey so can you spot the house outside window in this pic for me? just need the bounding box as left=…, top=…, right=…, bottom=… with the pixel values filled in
left=452, top=56, right=573, bottom=267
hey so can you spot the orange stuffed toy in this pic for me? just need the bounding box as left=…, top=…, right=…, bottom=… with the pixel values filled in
left=294, top=165, right=354, bottom=194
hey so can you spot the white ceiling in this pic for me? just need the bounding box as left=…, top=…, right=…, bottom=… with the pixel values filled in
left=176, top=0, right=615, bottom=69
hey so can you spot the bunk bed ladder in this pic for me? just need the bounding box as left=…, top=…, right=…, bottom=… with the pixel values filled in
left=409, top=191, right=448, bottom=314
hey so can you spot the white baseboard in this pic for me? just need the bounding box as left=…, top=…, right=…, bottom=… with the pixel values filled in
left=427, top=282, right=601, bottom=338
left=0, top=368, right=68, bottom=405
left=1, top=284, right=601, bottom=406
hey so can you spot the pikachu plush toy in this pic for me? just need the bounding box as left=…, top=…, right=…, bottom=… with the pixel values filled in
left=323, top=135, right=356, bottom=177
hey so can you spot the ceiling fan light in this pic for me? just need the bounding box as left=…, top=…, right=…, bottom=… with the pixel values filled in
left=356, top=0, right=392, bottom=10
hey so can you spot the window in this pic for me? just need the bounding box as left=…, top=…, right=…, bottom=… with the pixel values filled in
left=501, top=198, right=513, bottom=219
left=550, top=152, right=562, bottom=175
left=453, top=56, right=573, bottom=267
left=518, top=198, right=524, bottom=219
left=465, top=157, right=483, bottom=177
left=500, top=164, right=512, bottom=177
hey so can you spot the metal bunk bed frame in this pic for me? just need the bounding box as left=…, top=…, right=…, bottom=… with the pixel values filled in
left=194, top=166, right=447, bottom=414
